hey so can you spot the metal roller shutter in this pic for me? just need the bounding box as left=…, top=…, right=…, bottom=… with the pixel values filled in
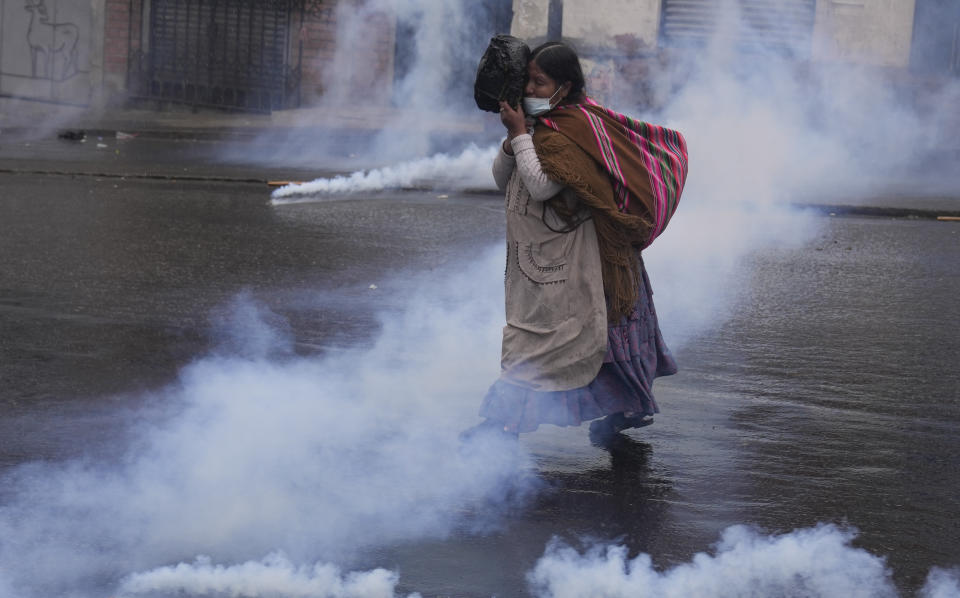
left=661, top=0, right=817, bottom=54
left=134, top=0, right=301, bottom=112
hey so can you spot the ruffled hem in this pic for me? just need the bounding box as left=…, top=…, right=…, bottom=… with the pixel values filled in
left=479, top=257, right=677, bottom=433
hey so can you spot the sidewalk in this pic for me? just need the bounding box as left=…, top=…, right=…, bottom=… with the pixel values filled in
left=0, top=97, right=487, bottom=141
left=2, top=96, right=958, bottom=217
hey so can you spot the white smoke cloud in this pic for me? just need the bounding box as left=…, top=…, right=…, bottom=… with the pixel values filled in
left=634, top=53, right=828, bottom=344
left=276, top=0, right=940, bottom=350
left=109, top=528, right=960, bottom=598
left=0, top=246, right=534, bottom=598
left=320, top=0, right=467, bottom=112
left=208, top=290, right=296, bottom=359
left=110, top=526, right=960, bottom=598
left=387, top=0, right=468, bottom=112
left=117, top=553, right=414, bottom=598
left=598, top=19, right=953, bottom=346
left=256, top=0, right=493, bottom=167
left=270, top=144, right=497, bottom=202
left=0, top=97, right=88, bottom=142
left=527, top=524, right=923, bottom=598
left=922, top=568, right=960, bottom=598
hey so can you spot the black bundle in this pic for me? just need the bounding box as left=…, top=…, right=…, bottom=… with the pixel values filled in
left=473, top=35, right=530, bottom=113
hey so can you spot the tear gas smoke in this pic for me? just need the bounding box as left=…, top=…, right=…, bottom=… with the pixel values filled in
left=274, top=0, right=957, bottom=345
left=0, top=97, right=89, bottom=142
left=265, top=0, right=494, bottom=166
left=528, top=524, right=960, bottom=598
left=322, top=0, right=471, bottom=112
left=209, top=291, right=296, bottom=359
left=108, top=526, right=960, bottom=598
left=117, top=553, right=410, bottom=598
left=925, top=568, right=960, bottom=598
left=270, top=144, right=497, bottom=203
left=0, top=247, right=534, bottom=598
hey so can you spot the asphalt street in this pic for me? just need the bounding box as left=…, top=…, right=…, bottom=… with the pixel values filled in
left=1, top=130, right=959, bottom=598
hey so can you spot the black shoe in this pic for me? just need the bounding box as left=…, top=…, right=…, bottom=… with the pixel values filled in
left=589, top=412, right=654, bottom=443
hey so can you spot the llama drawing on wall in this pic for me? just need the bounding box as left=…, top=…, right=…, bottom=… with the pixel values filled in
left=24, top=0, right=79, bottom=80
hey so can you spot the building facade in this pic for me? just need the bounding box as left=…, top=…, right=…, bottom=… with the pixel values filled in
left=0, top=0, right=367, bottom=111
left=512, top=0, right=959, bottom=108
left=0, top=0, right=955, bottom=113
left=512, top=0, right=958, bottom=71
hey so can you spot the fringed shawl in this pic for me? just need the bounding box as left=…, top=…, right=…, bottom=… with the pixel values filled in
left=534, top=99, right=688, bottom=321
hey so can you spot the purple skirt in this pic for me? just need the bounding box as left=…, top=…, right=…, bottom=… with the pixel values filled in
left=479, top=258, right=677, bottom=433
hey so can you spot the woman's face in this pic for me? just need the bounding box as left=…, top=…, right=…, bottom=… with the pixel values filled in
left=525, top=61, right=561, bottom=99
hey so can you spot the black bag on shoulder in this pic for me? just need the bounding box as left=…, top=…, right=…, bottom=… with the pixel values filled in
left=474, top=35, right=530, bottom=113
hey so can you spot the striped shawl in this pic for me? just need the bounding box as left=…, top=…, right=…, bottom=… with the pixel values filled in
left=535, top=99, right=688, bottom=320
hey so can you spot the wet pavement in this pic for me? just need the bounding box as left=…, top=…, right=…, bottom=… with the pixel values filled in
left=0, top=133, right=351, bottom=183
left=1, top=133, right=960, bottom=597
left=0, top=168, right=501, bottom=408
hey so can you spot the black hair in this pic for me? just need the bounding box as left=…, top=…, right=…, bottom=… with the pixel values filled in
left=529, top=42, right=586, bottom=103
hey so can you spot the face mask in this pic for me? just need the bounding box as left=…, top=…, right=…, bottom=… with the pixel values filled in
left=523, top=86, right=564, bottom=116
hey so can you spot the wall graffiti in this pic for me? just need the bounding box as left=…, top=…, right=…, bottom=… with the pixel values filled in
left=1, top=0, right=91, bottom=104
left=25, top=0, right=80, bottom=80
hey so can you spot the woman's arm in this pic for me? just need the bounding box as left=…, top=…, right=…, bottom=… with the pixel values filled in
left=510, top=134, right=564, bottom=202
left=497, top=100, right=564, bottom=201
left=492, top=141, right=515, bottom=191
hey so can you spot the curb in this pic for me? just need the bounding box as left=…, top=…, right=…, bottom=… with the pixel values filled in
left=3, top=164, right=958, bottom=219
left=793, top=203, right=960, bottom=221
left=3, top=123, right=376, bottom=143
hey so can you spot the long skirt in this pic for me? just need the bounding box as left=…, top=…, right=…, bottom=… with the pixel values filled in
left=479, top=257, right=677, bottom=433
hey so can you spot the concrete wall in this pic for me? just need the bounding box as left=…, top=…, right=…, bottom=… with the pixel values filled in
left=509, top=0, right=663, bottom=106
left=511, top=0, right=549, bottom=41
left=562, top=0, right=660, bottom=54
left=812, top=0, right=918, bottom=67
left=511, top=0, right=660, bottom=52
left=0, top=0, right=381, bottom=111
left=309, top=0, right=395, bottom=106
left=510, top=0, right=920, bottom=70
left=0, top=0, right=103, bottom=105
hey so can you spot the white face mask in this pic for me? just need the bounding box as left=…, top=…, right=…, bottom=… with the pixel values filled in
left=523, top=86, right=564, bottom=117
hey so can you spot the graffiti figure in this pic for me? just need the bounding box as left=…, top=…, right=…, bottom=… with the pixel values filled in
left=25, top=0, right=79, bottom=80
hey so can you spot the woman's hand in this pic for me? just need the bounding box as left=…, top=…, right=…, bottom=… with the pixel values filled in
left=499, top=101, right=527, bottom=140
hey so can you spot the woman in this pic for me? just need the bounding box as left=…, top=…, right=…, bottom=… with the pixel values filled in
left=470, top=41, right=687, bottom=441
